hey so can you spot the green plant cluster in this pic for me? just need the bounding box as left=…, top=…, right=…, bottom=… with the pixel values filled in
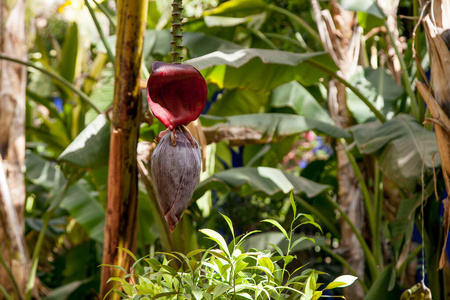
left=106, top=195, right=356, bottom=300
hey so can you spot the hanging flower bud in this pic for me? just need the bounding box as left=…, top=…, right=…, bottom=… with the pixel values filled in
left=151, top=128, right=201, bottom=231
left=147, top=62, right=208, bottom=131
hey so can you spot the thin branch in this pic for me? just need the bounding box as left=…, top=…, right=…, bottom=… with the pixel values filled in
left=320, top=245, right=369, bottom=293
left=384, top=19, right=420, bottom=121
left=26, top=179, right=72, bottom=300
left=85, top=0, right=115, bottom=64
left=0, top=249, right=22, bottom=300
left=93, top=0, right=117, bottom=29
left=324, top=195, right=379, bottom=282
left=0, top=54, right=103, bottom=116
left=267, top=4, right=321, bottom=43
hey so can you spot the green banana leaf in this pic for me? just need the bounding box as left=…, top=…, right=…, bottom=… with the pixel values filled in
left=186, top=49, right=337, bottom=91
left=193, top=166, right=330, bottom=201
left=351, top=114, right=440, bottom=190
left=58, top=114, right=110, bottom=169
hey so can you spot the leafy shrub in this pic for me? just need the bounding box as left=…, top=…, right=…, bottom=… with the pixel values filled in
left=105, top=194, right=356, bottom=299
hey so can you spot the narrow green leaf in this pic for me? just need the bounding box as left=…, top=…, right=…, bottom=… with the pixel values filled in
left=118, top=247, right=137, bottom=261
left=295, top=221, right=323, bottom=233
left=324, top=275, right=358, bottom=290
left=290, top=192, right=297, bottom=218
left=98, top=264, right=127, bottom=274
left=207, top=250, right=229, bottom=262
left=220, top=213, right=235, bottom=241
left=243, top=266, right=274, bottom=279
left=261, top=219, right=288, bottom=240
left=151, top=292, right=179, bottom=299
left=106, top=277, right=129, bottom=286
left=200, top=229, right=230, bottom=257
left=155, top=252, right=183, bottom=263
left=159, top=265, right=178, bottom=276
left=236, top=230, right=261, bottom=249
left=291, top=237, right=315, bottom=250
left=186, top=249, right=206, bottom=258
left=268, top=243, right=284, bottom=256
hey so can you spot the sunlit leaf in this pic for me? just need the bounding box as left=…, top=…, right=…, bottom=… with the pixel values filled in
left=186, top=49, right=337, bottom=91
left=58, top=114, right=110, bottom=169
left=258, top=257, right=274, bottom=273
left=324, top=275, right=358, bottom=290
left=200, top=229, right=230, bottom=257
left=339, top=0, right=386, bottom=19
left=270, top=81, right=333, bottom=124
left=261, top=219, right=288, bottom=240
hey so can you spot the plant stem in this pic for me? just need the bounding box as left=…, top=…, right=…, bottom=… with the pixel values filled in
left=85, top=0, right=115, bottom=64
left=397, top=244, right=422, bottom=276
left=294, top=196, right=341, bottom=238
left=0, top=284, right=12, bottom=300
left=247, top=27, right=278, bottom=50
left=306, top=59, right=386, bottom=123
left=171, top=0, right=183, bottom=64
left=93, top=0, right=117, bottom=29
left=412, top=0, right=425, bottom=123
left=384, top=20, right=419, bottom=121
left=264, top=32, right=306, bottom=49
left=339, top=140, right=376, bottom=239
left=373, top=162, right=384, bottom=267
left=25, top=180, right=71, bottom=300
left=0, top=54, right=103, bottom=116
left=324, top=195, right=379, bottom=282
left=267, top=4, right=320, bottom=44
left=0, top=250, right=22, bottom=300
left=320, top=245, right=368, bottom=293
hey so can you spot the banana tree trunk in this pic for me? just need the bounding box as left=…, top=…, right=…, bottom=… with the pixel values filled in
left=312, top=1, right=365, bottom=299
left=99, top=0, right=148, bottom=298
left=0, top=0, right=29, bottom=298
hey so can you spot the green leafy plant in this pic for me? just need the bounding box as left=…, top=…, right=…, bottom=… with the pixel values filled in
left=105, top=193, right=356, bottom=299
